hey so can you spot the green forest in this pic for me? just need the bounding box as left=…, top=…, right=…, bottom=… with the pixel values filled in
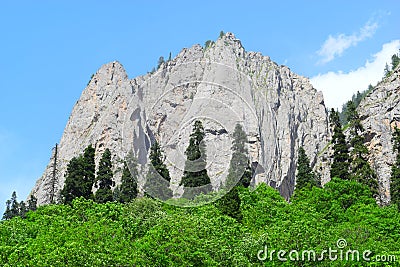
left=0, top=180, right=399, bottom=266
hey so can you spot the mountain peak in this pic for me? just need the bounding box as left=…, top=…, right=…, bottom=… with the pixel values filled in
left=32, top=35, right=330, bottom=204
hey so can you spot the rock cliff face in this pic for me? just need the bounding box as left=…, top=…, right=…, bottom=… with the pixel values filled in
left=31, top=33, right=330, bottom=205
left=358, top=65, right=400, bottom=205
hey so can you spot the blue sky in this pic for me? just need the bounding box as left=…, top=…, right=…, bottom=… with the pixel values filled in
left=0, top=1, right=399, bottom=211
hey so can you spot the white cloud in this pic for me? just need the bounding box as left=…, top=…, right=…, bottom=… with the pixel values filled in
left=317, top=20, right=379, bottom=64
left=311, top=40, right=400, bottom=110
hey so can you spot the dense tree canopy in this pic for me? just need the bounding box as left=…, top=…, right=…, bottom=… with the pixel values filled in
left=1, top=179, right=399, bottom=266
left=61, top=155, right=86, bottom=204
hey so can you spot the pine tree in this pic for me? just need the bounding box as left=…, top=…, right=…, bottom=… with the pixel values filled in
left=217, top=123, right=252, bottom=221
left=19, top=201, right=27, bottom=218
left=2, top=200, right=12, bottom=220
left=392, top=53, right=400, bottom=71
left=224, top=123, right=252, bottom=189
left=117, top=158, right=138, bottom=203
left=180, top=120, right=211, bottom=199
left=384, top=63, right=391, bottom=77
left=10, top=191, right=20, bottom=218
left=390, top=127, right=400, bottom=210
left=330, top=109, right=350, bottom=180
left=3, top=191, right=21, bottom=220
left=27, top=195, right=37, bottom=212
left=145, top=141, right=173, bottom=200
left=61, top=155, right=85, bottom=204
left=295, top=147, right=319, bottom=191
left=82, top=144, right=96, bottom=200
left=346, top=101, right=378, bottom=197
left=94, top=148, right=115, bottom=203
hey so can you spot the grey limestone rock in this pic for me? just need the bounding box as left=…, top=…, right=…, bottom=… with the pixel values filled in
left=31, top=33, right=330, bottom=204
left=357, top=65, right=400, bottom=205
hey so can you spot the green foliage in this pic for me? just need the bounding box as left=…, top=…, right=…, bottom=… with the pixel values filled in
left=224, top=123, right=252, bottom=189
left=144, top=141, right=173, bottom=201
left=3, top=192, right=19, bottom=220
left=217, top=123, right=252, bottom=221
left=391, top=127, right=400, bottom=210
left=295, top=147, right=319, bottom=192
left=339, top=85, right=373, bottom=125
left=392, top=52, right=400, bottom=70
left=115, top=159, right=138, bottom=203
left=384, top=51, right=399, bottom=78
left=215, top=187, right=243, bottom=222
left=61, top=145, right=99, bottom=204
left=329, top=109, right=350, bottom=180
left=61, top=156, right=85, bottom=204
left=346, top=100, right=378, bottom=197
left=219, top=30, right=225, bottom=38
left=180, top=120, right=211, bottom=199
left=2, top=192, right=37, bottom=220
left=94, top=148, right=114, bottom=203
left=1, top=180, right=400, bottom=266
left=82, top=144, right=96, bottom=199
left=27, top=194, right=37, bottom=212
left=204, top=40, right=215, bottom=49
left=384, top=63, right=391, bottom=77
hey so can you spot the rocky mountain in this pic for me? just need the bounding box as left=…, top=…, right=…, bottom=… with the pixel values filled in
left=31, top=32, right=331, bottom=205
left=358, top=65, right=400, bottom=205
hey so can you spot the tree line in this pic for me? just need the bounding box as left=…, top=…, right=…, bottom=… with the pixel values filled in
left=2, top=192, right=37, bottom=220
left=4, top=105, right=400, bottom=220
left=295, top=99, right=400, bottom=210
left=3, top=120, right=254, bottom=221
left=60, top=120, right=253, bottom=220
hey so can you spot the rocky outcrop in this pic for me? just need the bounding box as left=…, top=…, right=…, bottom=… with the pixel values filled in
left=358, top=65, right=400, bottom=205
left=31, top=33, right=330, bottom=205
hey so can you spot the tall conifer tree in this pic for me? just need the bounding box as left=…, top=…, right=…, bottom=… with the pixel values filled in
left=145, top=141, right=173, bottom=200
left=346, top=101, right=378, bottom=196
left=180, top=120, right=211, bottom=199
left=116, top=159, right=138, bottom=203
left=295, top=146, right=319, bottom=191
left=82, top=144, right=96, bottom=200
left=94, top=148, right=114, bottom=203
left=217, top=123, right=252, bottom=221
left=61, top=156, right=85, bottom=204
left=329, top=108, right=350, bottom=180
left=224, top=123, right=252, bottom=189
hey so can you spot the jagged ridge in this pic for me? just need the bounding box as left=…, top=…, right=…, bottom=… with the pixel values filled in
left=31, top=32, right=330, bottom=205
